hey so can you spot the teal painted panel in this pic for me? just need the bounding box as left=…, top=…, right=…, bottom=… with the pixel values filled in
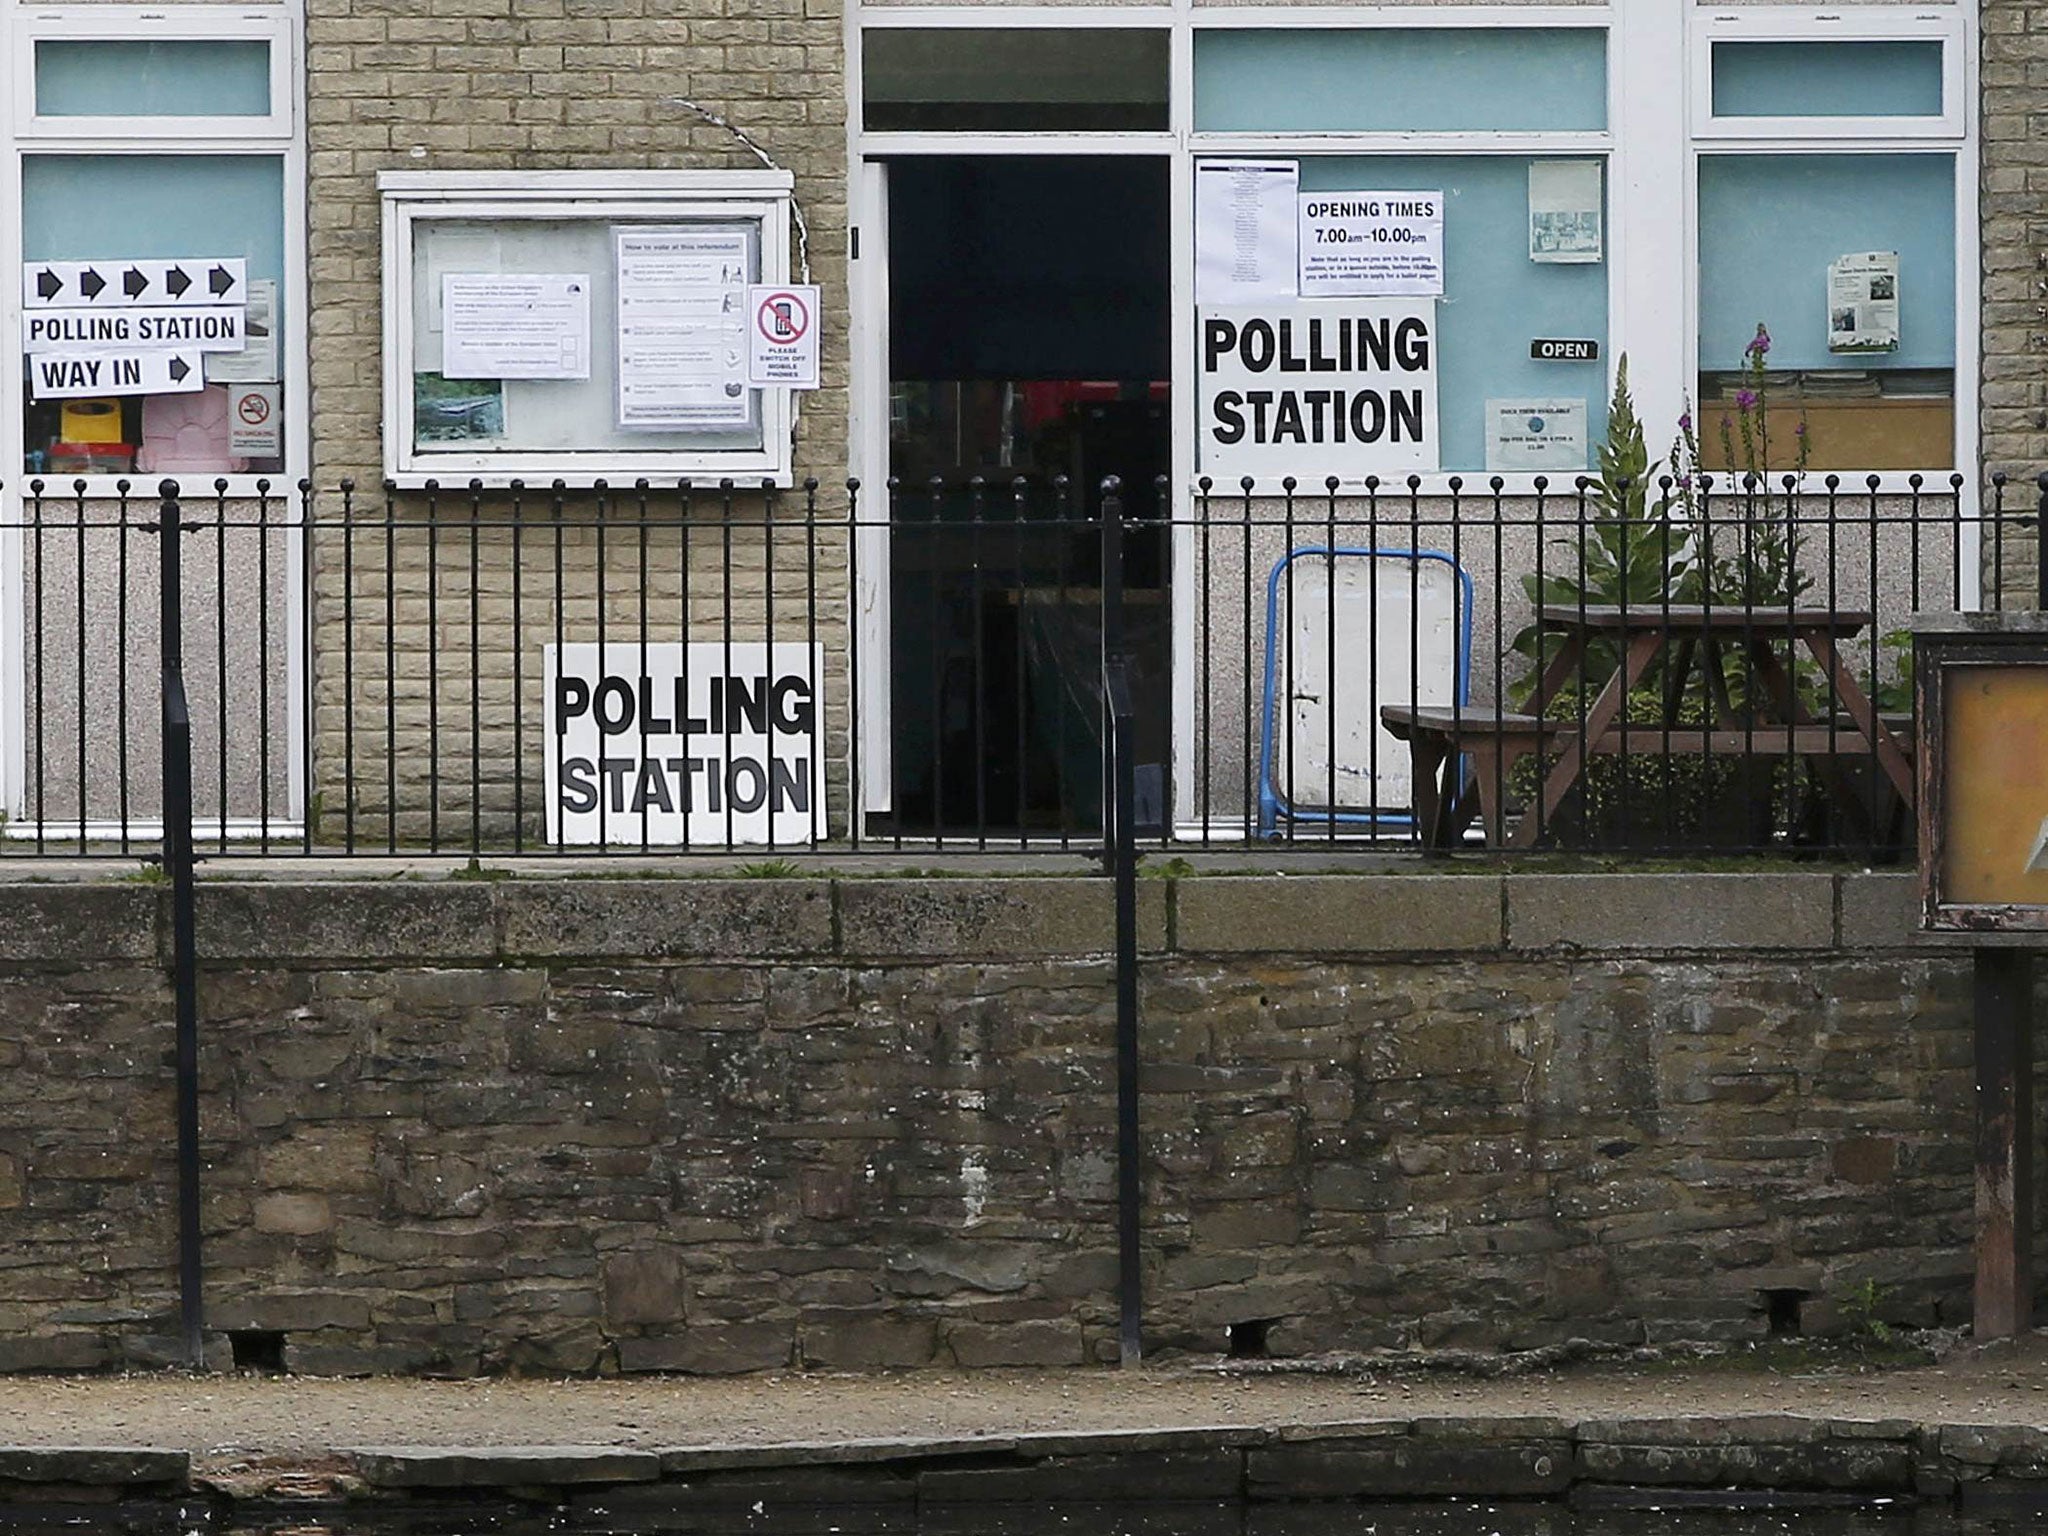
left=1712, top=40, right=1942, bottom=119
left=23, top=154, right=283, bottom=275
left=36, top=40, right=271, bottom=118
left=1697, top=154, right=1954, bottom=372
left=1293, top=157, right=1609, bottom=473
left=1194, top=29, right=1606, bottom=134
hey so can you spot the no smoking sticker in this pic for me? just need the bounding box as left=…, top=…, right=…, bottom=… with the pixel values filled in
left=745, top=284, right=820, bottom=390
left=227, top=383, right=282, bottom=457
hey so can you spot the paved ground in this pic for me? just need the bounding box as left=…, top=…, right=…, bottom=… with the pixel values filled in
left=4, top=1338, right=2046, bottom=1456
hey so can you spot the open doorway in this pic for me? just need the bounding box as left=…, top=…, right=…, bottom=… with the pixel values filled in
left=881, top=155, right=1170, bottom=838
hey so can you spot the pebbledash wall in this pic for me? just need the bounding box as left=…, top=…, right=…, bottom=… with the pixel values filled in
left=0, top=870, right=2030, bottom=1375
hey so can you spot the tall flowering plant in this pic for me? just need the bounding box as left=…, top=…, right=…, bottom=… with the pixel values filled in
left=1668, top=323, right=1812, bottom=606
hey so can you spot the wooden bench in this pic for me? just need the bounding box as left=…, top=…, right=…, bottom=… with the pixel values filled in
left=1383, top=702, right=1917, bottom=850
left=1380, top=704, right=1562, bottom=849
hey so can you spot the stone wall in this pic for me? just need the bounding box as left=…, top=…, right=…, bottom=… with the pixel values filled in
left=0, top=871, right=2014, bottom=1374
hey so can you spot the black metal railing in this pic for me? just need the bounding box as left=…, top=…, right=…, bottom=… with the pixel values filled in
left=0, top=467, right=2036, bottom=861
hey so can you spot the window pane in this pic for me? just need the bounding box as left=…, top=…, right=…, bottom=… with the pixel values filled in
left=1712, top=40, right=1943, bottom=119
left=410, top=218, right=765, bottom=457
left=35, top=40, right=272, bottom=118
left=1269, top=157, right=1609, bottom=473
left=864, top=29, right=1169, bottom=132
left=22, top=155, right=287, bottom=476
left=1195, top=29, right=1606, bottom=134
left=1697, top=154, right=1954, bottom=470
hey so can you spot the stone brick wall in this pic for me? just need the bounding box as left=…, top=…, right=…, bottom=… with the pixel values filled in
left=303, top=0, right=848, bottom=485
left=0, top=871, right=2024, bottom=1375
left=299, top=0, right=852, bottom=827
left=1981, top=0, right=2043, bottom=598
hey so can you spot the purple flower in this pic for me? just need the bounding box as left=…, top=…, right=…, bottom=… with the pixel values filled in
left=1679, top=412, right=1693, bottom=432
left=1678, top=475, right=1693, bottom=489
left=1794, top=421, right=1808, bottom=437
left=1735, top=389, right=1758, bottom=411
left=1748, top=324, right=1772, bottom=357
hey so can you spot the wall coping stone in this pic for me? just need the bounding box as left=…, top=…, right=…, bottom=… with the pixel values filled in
left=12, top=1415, right=2048, bottom=1503
left=0, top=868, right=1963, bottom=966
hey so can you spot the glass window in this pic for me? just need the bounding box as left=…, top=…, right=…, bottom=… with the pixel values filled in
left=21, top=154, right=287, bottom=477
left=1194, top=29, right=1606, bottom=135
left=408, top=217, right=765, bottom=459
left=34, top=39, right=272, bottom=118
left=1710, top=40, right=1943, bottom=120
left=1287, top=156, right=1609, bottom=473
left=864, top=29, right=1169, bottom=133
left=1696, top=154, right=1955, bottom=471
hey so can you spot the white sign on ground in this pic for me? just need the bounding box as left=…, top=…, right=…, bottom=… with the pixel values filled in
left=544, top=641, right=826, bottom=846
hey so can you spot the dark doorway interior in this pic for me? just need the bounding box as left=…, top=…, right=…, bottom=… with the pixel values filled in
left=885, top=155, right=1171, bottom=837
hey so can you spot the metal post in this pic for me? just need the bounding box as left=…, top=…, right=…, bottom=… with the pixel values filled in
left=1973, top=948, right=2034, bottom=1339
left=1100, top=477, right=1142, bottom=1367
left=2034, top=472, right=2048, bottom=612
left=158, top=483, right=204, bottom=1368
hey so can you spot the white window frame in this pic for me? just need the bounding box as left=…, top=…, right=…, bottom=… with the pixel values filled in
left=1690, top=6, right=1967, bottom=143
left=0, top=1, right=309, bottom=834
left=12, top=4, right=295, bottom=142
left=378, top=169, right=798, bottom=490
left=1, top=0, right=309, bottom=501
left=1186, top=8, right=1616, bottom=497
left=1675, top=4, right=1976, bottom=500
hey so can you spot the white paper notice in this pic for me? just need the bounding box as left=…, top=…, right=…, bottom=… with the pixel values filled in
left=616, top=229, right=752, bottom=431
left=206, top=278, right=279, bottom=384
left=1298, top=192, right=1444, bottom=298
left=1195, top=161, right=1300, bottom=305
left=1529, top=161, right=1603, bottom=265
left=441, top=274, right=591, bottom=380
left=1828, top=251, right=1900, bottom=354
left=1485, top=398, right=1587, bottom=473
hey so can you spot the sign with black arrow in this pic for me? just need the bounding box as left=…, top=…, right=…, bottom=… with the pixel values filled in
left=30, top=349, right=206, bottom=400
left=22, top=257, right=246, bottom=310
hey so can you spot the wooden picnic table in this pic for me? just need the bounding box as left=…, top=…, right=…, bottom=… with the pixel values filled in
left=1383, top=604, right=1916, bottom=849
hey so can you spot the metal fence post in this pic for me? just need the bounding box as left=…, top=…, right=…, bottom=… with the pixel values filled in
left=1099, top=476, right=1142, bottom=1366
left=2034, top=471, right=2047, bottom=612
left=157, top=481, right=204, bottom=1368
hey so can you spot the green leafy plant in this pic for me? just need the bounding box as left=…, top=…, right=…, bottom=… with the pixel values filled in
left=1838, top=1277, right=1894, bottom=1345
left=734, top=858, right=804, bottom=878
left=1512, top=355, right=1694, bottom=702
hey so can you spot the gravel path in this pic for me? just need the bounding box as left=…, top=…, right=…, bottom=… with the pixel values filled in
left=2, top=1338, right=2045, bottom=1457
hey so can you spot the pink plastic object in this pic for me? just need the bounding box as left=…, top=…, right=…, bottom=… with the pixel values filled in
left=137, top=385, right=248, bottom=475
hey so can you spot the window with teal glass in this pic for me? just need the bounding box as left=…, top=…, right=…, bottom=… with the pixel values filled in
left=1711, top=41, right=1943, bottom=120
left=21, top=154, right=288, bottom=477
left=1194, top=29, right=1606, bottom=135
left=1696, top=154, right=1956, bottom=471
left=34, top=40, right=272, bottom=119
left=1286, top=157, right=1609, bottom=472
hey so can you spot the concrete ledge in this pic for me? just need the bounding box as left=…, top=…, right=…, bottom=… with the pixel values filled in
left=497, top=880, right=832, bottom=960
left=193, top=882, right=496, bottom=963
left=351, top=1447, right=662, bottom=1488
left=0, top=1416, right=2028, bottom=1506
left=0, top=1447, right=188, bottom=1485
left=836, top=879, right=1165, bottom=960
left=1175, top=876, right=1502, bottom=955
left=0, top=885, right=158, bottom=963
left=1506, top=872, right=1836, bottom=952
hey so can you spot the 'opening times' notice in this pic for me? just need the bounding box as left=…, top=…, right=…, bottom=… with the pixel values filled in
left=615, top=229, right=752, bottom=430
left=1299, top=194, right=1444, bottom=299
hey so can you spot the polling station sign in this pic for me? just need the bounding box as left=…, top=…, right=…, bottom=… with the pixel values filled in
left=1198, top=301, right=1439, bottom=480
left=544, top=641, right=825, bottom=846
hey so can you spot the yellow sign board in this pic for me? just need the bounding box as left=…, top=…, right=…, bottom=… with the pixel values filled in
left=1940, top=665, right=2048, bottom=908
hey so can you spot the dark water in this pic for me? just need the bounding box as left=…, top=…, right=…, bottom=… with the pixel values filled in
left=3, top=1501, right=2039, bottom=1536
